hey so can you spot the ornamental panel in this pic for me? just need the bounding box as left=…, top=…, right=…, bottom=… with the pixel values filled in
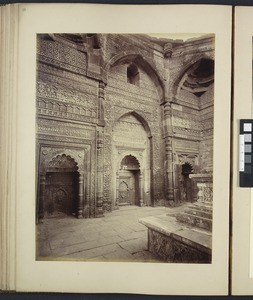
left=37, top=39, right=87, bottom=75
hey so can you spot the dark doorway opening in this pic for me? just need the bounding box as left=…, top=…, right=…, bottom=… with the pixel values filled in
left=44, top=171, right=79, bottom=217
left=117, top=155, right=141, bottom=206
left=181, top=162, right=194, bottom=203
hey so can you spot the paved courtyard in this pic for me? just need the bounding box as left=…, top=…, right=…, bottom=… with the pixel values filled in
left=37, top=205, right=183, bottom=263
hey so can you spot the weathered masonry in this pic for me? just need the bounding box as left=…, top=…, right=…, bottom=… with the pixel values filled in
left=36, top=34, right=214, bottom=220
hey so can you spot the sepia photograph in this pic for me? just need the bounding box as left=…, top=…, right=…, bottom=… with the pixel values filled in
left=35, top=33, right=214, bottom=264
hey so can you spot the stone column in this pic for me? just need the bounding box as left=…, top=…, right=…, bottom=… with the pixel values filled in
left=96, top=129, right=104, bottom=217
left=38, top=173, right=46, bottom=222
left=115, top=171, right=119, bottom=209
left=164, top=102, right=175, bottom=204
left=78, top=173, right=84, bottom=218
left=98, top=81, right=105, bottom=127
left=139, top=171, right=144, bottom=207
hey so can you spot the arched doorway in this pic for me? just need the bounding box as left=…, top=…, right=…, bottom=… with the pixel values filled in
left=181, top=162, right=194, bottom=203
left=116, top=155, right=141, bottom=206
left=112, top=112, right=151, bottom=208
left=43, top=154, right=79, bottom=218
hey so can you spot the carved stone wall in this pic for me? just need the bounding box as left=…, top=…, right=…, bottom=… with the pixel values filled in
left=104, top=61, right=164, bottom=207
left=112, top=114, right=150, bottom=207
left=37, top=38, right=87, bottom=75
left=36, top=33, right=214, bottom=218
left=199, top=84, right=214, bottom=172
left=148, top=228, right=211, bottom=263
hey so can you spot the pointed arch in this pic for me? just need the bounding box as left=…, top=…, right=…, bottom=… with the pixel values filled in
left=104, top=51, right=165, bottom=102
left=172, top=54, right=214, bottom=98
left=114, top=110, right=152, bottom=138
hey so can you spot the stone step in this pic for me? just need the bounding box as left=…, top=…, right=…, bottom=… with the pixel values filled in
left=189, top=203, right=212, bottom=213
left=176, top=212, right=212, bottom=232
left=184, top=208, right=212, bottom=220
left=188, top=205, right=212, bottom=215
left=195, top=201, right=212, bottom=206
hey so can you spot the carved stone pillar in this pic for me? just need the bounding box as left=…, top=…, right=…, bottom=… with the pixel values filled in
left=139, top=171, right=144, bottom=207
left=96, top=129, right=104, bottom=217
left=115, top=171, right=119, bottom=209
left=164, top=102, right=175, bottom=204
left=98, top=81, right=105, bottom=127
left=38, top=173, right=46, bottom=222
left=78, top=173, right=84, bottom=218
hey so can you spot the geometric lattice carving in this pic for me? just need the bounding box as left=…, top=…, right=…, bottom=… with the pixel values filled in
left=48, top=154, right=78, bottom=172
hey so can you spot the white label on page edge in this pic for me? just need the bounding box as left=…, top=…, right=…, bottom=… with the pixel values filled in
left=244, top=123, right=252, bottom=132
left=240, top=134, right=245, bottom=172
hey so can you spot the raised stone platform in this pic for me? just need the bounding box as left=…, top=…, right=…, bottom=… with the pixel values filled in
left=139, top=173, right=213, bottom=263
left=139, top=213, right=212, bottom=263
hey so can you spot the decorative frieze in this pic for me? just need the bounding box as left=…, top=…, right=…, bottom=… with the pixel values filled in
left=37, top=39, right=87, bottom=75
left=38, top=134, right=87, bottom=145
left=38, top=62, right=97, bottom=89
left=37, top=120, right=95, bottom=140
left=37, top=81, right=97, bottom=109
left=37, top=99, right=97, bottom=123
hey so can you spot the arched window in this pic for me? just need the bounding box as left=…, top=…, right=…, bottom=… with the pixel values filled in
left=127, top=64, right=140, bottom=86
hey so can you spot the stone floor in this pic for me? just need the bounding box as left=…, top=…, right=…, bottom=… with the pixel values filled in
left=37, top=205, right=184, bottom=263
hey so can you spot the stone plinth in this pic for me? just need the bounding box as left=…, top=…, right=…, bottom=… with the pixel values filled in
left=139, top=214, right=211, bottom=263
left=139, top=173, right=213, bottom=263
left=189, top=173, right=213, bottom=204
left=177, top=173, right=213, bottom=231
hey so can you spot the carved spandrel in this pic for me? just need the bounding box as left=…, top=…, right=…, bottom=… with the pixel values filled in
left=39, top=146, right=86, bottom=173
left=177, top=154, right=199, bottom=166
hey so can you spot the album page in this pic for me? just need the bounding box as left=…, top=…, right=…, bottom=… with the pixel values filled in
left=16, top=4, right=231, bottom=295
left=233, top=6, right=253, bottom=295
